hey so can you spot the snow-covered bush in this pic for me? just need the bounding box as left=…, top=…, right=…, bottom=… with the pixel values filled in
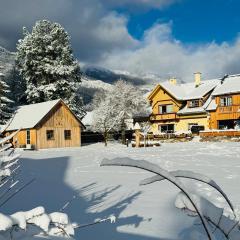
left=101, top=157, right=240, bottom=240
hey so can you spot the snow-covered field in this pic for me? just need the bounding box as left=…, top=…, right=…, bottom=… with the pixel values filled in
left=3, top=142, right=240, bottom=240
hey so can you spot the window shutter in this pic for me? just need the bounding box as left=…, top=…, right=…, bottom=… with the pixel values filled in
left=159, top=106, right=162, bottom=114
left=167, top=105, right=173, bottom=113
left=220, top=98, right=224, bottom=106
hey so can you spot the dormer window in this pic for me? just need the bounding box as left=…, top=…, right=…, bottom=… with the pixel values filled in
left=158, top=104, right=173, bottom=114
left=189, top=100, right=200, bottom=108
left=220, top=96, right=232, bottom=106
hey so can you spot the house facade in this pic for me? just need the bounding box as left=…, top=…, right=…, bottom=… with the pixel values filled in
left=207, top=75, right=240, bottom=130
left=4, top=99, right=85, bottom=149
left=148, top=73, right=220, bottom=133
left=148, top=73, right=240, bottom=134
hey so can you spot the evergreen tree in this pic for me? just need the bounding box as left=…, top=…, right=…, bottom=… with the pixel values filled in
left=0, top=72, right=13, bottom=124
left=16, top=20, right=84, bottom=117
left=5, top=65, right=26, bottom=105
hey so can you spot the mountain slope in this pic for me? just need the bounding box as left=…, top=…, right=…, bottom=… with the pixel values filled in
left=82, top=65, right=161, bottom=85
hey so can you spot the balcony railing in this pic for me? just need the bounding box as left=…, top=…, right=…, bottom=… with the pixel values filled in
left=218, top=105, right=240, bottom=113
left=150, top=113, right=177, bottom=121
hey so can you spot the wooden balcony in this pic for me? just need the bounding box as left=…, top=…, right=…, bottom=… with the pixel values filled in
left=218, top=105, right=240, bottom=113
left=150, top=113, right=177, bottom=121
left=216, top=105, right=240, bottom=120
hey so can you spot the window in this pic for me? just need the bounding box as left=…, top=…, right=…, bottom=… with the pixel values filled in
left=220, top=96, right=232, bottom=106
left=158, top=104, right=173, bottom=114
left=188, top=123, right=198, bottom=131
left=158, top=124, right=174, bottom=133
left=26, top=129, right=30, bottom=144
left=64, top=130, right=71, bottom=140
left=46, top=130, right=54, bottom=140
left=189, top=100, right=199, bottom=108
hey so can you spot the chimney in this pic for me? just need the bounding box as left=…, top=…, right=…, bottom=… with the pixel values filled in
left=194, top=72, right=201, bottom=87
left=169, top=77, right=177, bottom=85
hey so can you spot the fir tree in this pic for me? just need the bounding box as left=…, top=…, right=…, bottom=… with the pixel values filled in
left=16, top=20, right=84, bottom=118
left=5, top=65, right=26, bottom=105
left=0, top=72, right=13, bottom=124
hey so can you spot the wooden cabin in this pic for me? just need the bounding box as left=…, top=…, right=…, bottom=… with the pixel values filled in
left=4, top=99, right=85, bottom=149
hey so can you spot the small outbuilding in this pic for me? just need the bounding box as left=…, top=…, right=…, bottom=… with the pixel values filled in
left=4, top=99, right=85, bottom=149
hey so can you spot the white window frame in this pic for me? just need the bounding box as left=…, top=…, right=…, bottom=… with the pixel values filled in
left=26, top=129, right=31, bottom=145
left=158, top=104, right=174, bottom=114
left=220, top=96, right=232, bottom=106
left=189, top=100, right=199, bottom=108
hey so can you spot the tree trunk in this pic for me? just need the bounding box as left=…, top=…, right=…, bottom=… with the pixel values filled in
left=104, top=131, right=108, bottom=147
left=121, top=120, right=126, bottom=145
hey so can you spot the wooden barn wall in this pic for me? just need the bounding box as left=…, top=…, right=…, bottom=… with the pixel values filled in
left=36, top=103, right=81, bottom=149
left=6, top=129, right=37, bottom=147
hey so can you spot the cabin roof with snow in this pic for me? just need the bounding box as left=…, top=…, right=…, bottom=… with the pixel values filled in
left=6, top=99, right=84, bottom=131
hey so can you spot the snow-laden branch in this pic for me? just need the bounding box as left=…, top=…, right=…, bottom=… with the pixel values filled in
left=140, top=170, right=235, bottom=217
left=175, top=192, right=240, bottom=240
left=0, top=129, right=20, bottom=145
left=0, top=207, right=75, bottom=239
left=100, top=157, right=214, bottom=240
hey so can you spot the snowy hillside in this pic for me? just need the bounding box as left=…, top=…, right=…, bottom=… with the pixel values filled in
left=82, top=65, right=162, bottom=86
left=81, top=76, right=113, bottom=91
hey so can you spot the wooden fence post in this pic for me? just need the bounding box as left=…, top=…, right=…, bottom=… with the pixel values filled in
left=134, top=122, right=141, bottom=148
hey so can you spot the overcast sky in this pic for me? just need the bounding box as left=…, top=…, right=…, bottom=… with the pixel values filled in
left=0, top=0, right=240, bottom=81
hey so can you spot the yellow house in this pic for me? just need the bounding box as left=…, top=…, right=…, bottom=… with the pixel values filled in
left=148, top=73, right=220, bottom=133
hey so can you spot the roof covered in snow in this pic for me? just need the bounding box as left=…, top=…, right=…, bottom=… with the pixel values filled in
left=82, top=111, right=94, bottom=126
left=177, top=95, right=213, bottom=115
left=6, top=99, right=62, bottom=131
left=212, top=74, right=240, bottom=96
left=206, top=98, right=218, bottom=111
left=161, top=79, right=220, bottom=100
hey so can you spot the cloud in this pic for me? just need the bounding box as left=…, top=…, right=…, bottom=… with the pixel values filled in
left=0, top=0, right=137, bottom=61
left=100, top=22, right=240, bottom=81
left=1, top=0, right=240, bottom=81
left=101, top=0, right=178, bottom=10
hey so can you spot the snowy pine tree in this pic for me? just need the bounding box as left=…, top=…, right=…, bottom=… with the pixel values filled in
left=16, top=20, right=84, bottom=118
left=5, top=65, right=26, bottom=105
left=0, top=72, right=13, bottom=124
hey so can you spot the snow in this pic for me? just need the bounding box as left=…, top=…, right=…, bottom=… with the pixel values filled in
left=161, top=79, right=220, bottom=100
left=206, top=98, right=218, bottom=111
left=81, top=111, right=94, bottom=126
left=3, top=142, right=240, bottom=239
left=81, top=77, right=113, bottom=92
left=177, top=106, right=206, bottom=115
left=212, top=74, right=240, bottom=96
left=5, top=99, right=61, bottom=131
